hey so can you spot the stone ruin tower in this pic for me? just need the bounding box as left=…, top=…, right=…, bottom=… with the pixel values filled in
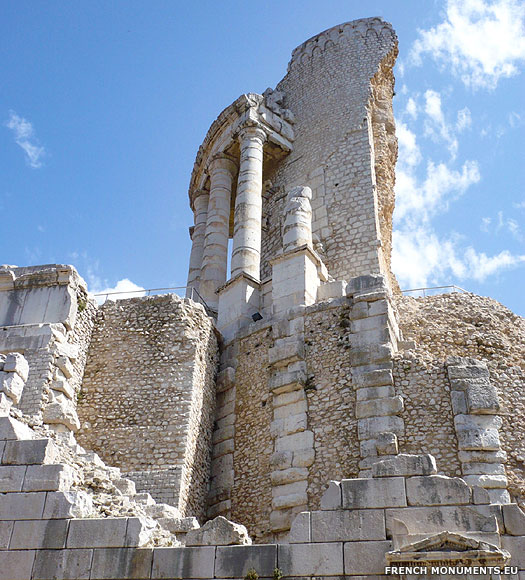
left=0, top=17, right=524, bottom=580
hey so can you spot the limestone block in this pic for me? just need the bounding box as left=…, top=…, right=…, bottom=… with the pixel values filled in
left=501, top=536, right=525, bottom=570
left=0, top=465, right=25, bottom=492
left=114, top=477, right=136, bottom=495
left=52, top=341, right=79, bottom=361
left=0, top=551, right=36, bottom=580
left=451, top=390, right=468, bottom=414
left=311, top=508, right=386, bottom=542
left=405, top=475, right=471, bottom=506
left=43, top=490, right=93, bottom=519
left=23, top=464, right=75, bottom=492
left=90, top=548, right=153, bottom=580
left=67, top=517, right=128, bottom=548
left=0, top=394, right=10, bottom=417
left=344, top=540, right=392, bottom=575
left=317, top=280, right=347, bottom=301
left=350, top=327, right=390, bottom=347
left=9, top=519, right=68, bottom=549
left=32, top=548, right=93, bottom=580
left=2, top=353, right=29, bottom=381
left=0, top=491, right=46, bottom=520
left=355, top=395, right=403, bottom=419
left=503, top=504, right=525, bottom=535
left=347, top=275, right=386, bottom=296
left=126, top=517, right=157, bottom=547
left=350, top=343, right=393, bottom=366
left=487, top=488, right=511, bottom=504
left=463, top=462, right=506, bottom=475
left=353, top=289, right=389, bottom=304
left=463, top=474, right=508, bottom=489
left=213, top=438, right=234, bottom=459
left=268, top=340, right=304, bottom=366
left=278, top=542, right=344, bottom=576
left=454, top=414, right=502, bottom=451
left=216, top=367, right=235, bottom=393
left=472, top=485, right=491, bottom=504
left=269, top=370, right=306, bottom=394
left=151, top=546, right=215, bottom=579
left=352, top=313, right=388, bottom=333
left=271, top=467, right=308, bottom=486
left=50, top=373, right=75, bottom=400
left=448, top=362, right=489, bottom=380
left=0, top=372, right=24, bottom=404
left=212, top=425, right=234, bottom=445
left=272, top=492, right=307, bottom=510
left=385, top=505, right=499, bottom=535
left=2, top=438, right=57, bottom=465
left=55, top=355, right=74, bottom=379
left=271, top=412, right=307, bottom=436
left=43, top=394, right=80, bottom=432
left=275, top=430, right=314, bottom=453
left=270, top=509, right=293, bottom=533
left=372, top=454, right=437, bottom=478
left=465, top=382, right=500, bottom=414
left=185, top=515, right=251, bottom=546
left=341, top=477, right=406, bottom=509
left=0, top=521, right=12, bottom=549
left=459, top=449, right=507, bottom=464
left=292, top=448, right=315, bottom=468
left=270, top=451, right=293, bottom=470
left=273, top=388, right=305, bottom=408
left=357, top=415, right=404, bottom=440
left=320, top=480, right=341, bottom=510
left=215, top=545, right=277, bottom=578
left=157, top=516, right=199, bottom=534
left=375, top=432, right=399, bottom=456
left=144, top=503, right=181, bottom=519
left=356, top=385, right=395, bottom=401
left=288, top=511, right=311, bottom=543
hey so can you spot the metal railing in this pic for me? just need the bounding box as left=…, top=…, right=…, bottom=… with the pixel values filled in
left=401, top=284, right=469, bottom=297
left=92, top=286, right=214, bottom=316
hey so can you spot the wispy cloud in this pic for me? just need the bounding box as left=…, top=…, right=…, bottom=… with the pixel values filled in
left=410, top=0, right=525, bottom=90
left=481, top=211, right=524, bottom=241
left=4, top=111, right=46, bottom=168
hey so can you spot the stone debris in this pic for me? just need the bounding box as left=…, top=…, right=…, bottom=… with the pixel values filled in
left=185, top=515, right=252, bottom=546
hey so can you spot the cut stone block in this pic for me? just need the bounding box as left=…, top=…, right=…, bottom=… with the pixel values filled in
left=288, top=511, right=311, bottom=543
left=459, top=449, right=507, bottom=464
left=268, top=341, right=304, bottom=366
left=0, top=550, right=36, bottom=580
left=447, top=362, right=489, bottom=380
left=275, top=430, right=313, bottom=453
left=43, top=394, right=80, bottom=432
left=375, top=433, right=399, bottom=456
left=501, top=536, right=525, bottom=570
left=344, top=540, right=392, bottom=575
left=487, top=489, right=511, bottom=504
left=215, top=545, right=277, bottom=578
left=55, top=356, right=74, bottom=379
left=32, top=548, right=93, bottom=580
left=0, top=491, right=46, bottom=520
left=358, top=416, right=404, bottom=440
left=320, top=480, right=341, bottom=510
left=456, top=427, right=501, bottom=451
left=311, top=508, right=386, bottom=542
left=472, top=485, right=491, bottom=504
left=151, top=546, right=215, bottom=579
left=353, top=368, right=393, bottom=389
left=90, top=548, right=153, bottom=580
left=356, top=385, right=395, bottom=401
left=0, top=465, right=25, bottom=492
left=126, top=517, right=156, bottom=547
left=23, top=464, right=74, bottom=492
left=405, top=475, right=471, bottom=506
left=113, top=477, right=136, bottom=495
left=9, top=519, right=68, bottom=549
left=465, top=382, right=500, bottom=414
left=385, top=505, right=499, bottom=536
left=270, top=467, right=308, bottom=486
left=67, top=517, right=128, bottom=548
left=0, top=521, right=13, bottom=549
left=50, top=374, right=75, bottom=400
left=355, top=395, right=403, bottom=419
left=2, top=438, right=57, bottom=465
left=3, top=353, right=29, bottom=381
left=502, top=503, right=525, bottom=535
left=0, top=373, right=24, bottom=404
left=341, top=477, right=406, bottom=509
left=43, top=490, right=93, bottom=519
left=185, top=515, right=251, bottom=546
left=278, top=542, right=344, bottom=576
left=272, top=492, right=307, bottom=510
left=156, top=516, right=199, bottom=534
left=292, top=448, right=315, bottom=468
left=216, top=367, right=235, bottom=393
left=463, top=474, right=508, bottom=489
left=451, top=390, right=468, bottom=414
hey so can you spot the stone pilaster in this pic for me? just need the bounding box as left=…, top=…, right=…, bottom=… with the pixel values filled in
left=186, top=189, right=209, bottom=298
left=231, top=125, right=266, bottom=280
left=199, top=155, right=237, bottom=310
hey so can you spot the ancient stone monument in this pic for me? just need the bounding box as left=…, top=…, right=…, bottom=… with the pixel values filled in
left=0, top=16, right=524, bottom=580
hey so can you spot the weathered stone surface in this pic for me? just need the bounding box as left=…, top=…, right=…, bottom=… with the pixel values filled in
left=0, top=465, right=25, bottom=492
left=405, top=475, right=471, bottom=506
left=278, top=542, right=344, bottom=576
left=353, top=368, right=393, bottom=389
left=0, top=416, right=34, bottom=441
left=185, top=515, right=251, bottom=546
left=215, top=545, right=277, bottom=578
left=501, top=536, right=525, bottom=570
left=157, top=516, right=199, bottom=534
left=465, top=381, right=500, bottom=414
left=32, top=548, right=93, bottom=580
left=0, top=550, right=36, bottom=580
left=463, top=474, right=508, bottom=489
left=288, top=511, right=311, bottom=543
left=0, top=521, right=13, bottom=549
left=0, top=373, right=24, bottom=403
left=311, top=509, right=386, bottom=542
left=502, top=503, right=525, bottom=535
left=358, top=415, right=404, bottom=439
left=355, top=395, right=403, bottom=419
left=23, top=464, right=74, bottom=492
left=67, top=517, right=129, bottom=548
left=43, top=490, right=93, bottom=519
left=472, top=485, right=491, bottom=504
left=0, top=491, right=46, bottom=520
left=344, top=540, right=392, bottom=575
left=151, top=546, right=215, bottom=579
left=341, top=477, right=406, bottom=509
left=320, top=480, right=341, bottom=510
left=43, top=393, right=80, bottom=431
left=2, top=438, right=57, bottom=465
left=3, top=353, right=29, bottom=381
left=10, top=519, right=68, bottom=549
left=372, top=454, right=437, bottom=478
left=90, top=548, right=153, bottom=580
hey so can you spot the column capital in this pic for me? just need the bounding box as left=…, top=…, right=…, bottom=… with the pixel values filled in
left=190, top=188, right=210, bottom=212
left=207, top=152, right=238, bottom=176
left=237, top=122, right=267, bottom=145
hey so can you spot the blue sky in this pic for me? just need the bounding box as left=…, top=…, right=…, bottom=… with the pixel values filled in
left=1, top=0, right=524, bottom=315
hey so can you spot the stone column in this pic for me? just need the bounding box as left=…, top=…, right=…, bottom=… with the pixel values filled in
left=231, top=125, right=266, bottom=280
left=199, top=154, right=237, bottom=310
left=186, top=189, right=209, bottom=298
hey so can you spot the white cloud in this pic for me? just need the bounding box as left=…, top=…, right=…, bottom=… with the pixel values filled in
left=423, top=90, right=459, bottom=157
left=456, top=107, right=472, bottom=131
left=411, top=0, right=525, bottom=90
left=90, top=278, right=146, bottom=304
left=406, top=97, right=418, bottom=120
left=481, top=210, right=524, bottom=241
left=4, top=111, right=46, bottom=168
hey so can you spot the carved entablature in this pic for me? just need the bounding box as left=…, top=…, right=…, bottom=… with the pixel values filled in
left=386, top=532, right=511, bottom=579
left=188, top=91, right=294, bottom=210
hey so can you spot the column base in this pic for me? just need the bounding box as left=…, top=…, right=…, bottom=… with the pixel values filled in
left=217, top=273, right=262, bottom=342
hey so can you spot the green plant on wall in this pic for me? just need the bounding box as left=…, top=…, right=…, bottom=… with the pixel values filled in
left=273, top=567, right=284, bottom=580
left=244, top=568, right=259, bottom=580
